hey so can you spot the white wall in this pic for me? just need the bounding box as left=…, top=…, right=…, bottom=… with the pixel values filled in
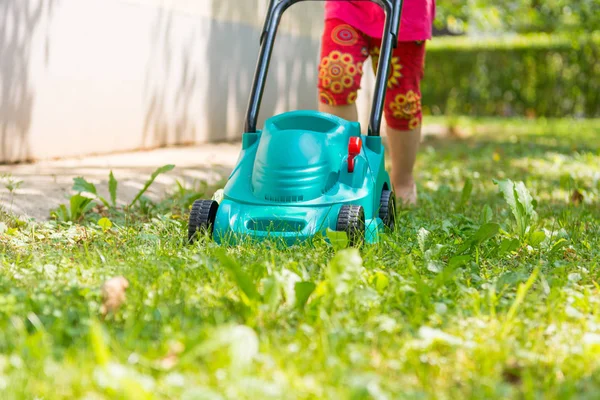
left=0, top=0, right=374, bottom=163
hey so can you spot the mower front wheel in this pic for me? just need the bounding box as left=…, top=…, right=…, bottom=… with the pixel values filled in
left=336, top=205, right=365, bottom=247
left=379, top=189, right=396, bottom=231
left=188, top=200, right=219, bottom=244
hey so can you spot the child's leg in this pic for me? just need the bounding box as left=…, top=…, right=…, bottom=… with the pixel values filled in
left=373, top=41, right=427, bottom=206
left=386, top=124, right=420, bottom=206
left=317, top=20, right=369, bottom=123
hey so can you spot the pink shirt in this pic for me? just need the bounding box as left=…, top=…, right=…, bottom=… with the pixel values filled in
left=325, top=0, right=436, bottom=41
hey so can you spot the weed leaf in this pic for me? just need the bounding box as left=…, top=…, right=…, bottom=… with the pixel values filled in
left=418, top=228, right=430, bottom=254
left=89, top=320, right=110, bottom=366
left=496, top=271, right=528, bottom=289
left=457, top=223, right=500, bottom=254
left=460, top=178, right=473, bottom=207
left=51, top=204, right=70, bottom=221
left=217, top=251, right=260, bottom=302
left=472, top=223, right=500, bottom=245
left=70, top=194, right=95, bottom=222
left=498, top=238, right=520, bottom=255
left=502, top=266, right=540, bottom=337
left=98, top=218, right=113, bottom=232
left=326, top=249, right=363, bottom=295
left=73, top=177, right=109, bottom=207
left=109, top=171, right=118, bottom=207
left=515, top=181, right=537, bottom=216
left=481, top=204, right=493, bottom=224
left=494, top=179, right=538, bottom=238
left=373, top=271, right=389, bottom=293
left=326, top=229, right=348, bottom=251
left=73, top=177, right=97, bottom=195
left=529, top=231, right=546, bottom=247
left=550, top=238, right=569, bottom=254
left=448, top=255, right=471, bottom=268
left=130, top=164, right=175, bottom=207
left=295, top=282, right=316, bottom=309
left=262, top=276, right=280, bottom=310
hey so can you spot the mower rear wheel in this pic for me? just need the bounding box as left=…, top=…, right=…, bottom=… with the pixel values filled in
left=336, top=205, right=365, bottom=247
left=379, top=189, right=396, bottom=231
left=188, top=200, right=219, bottom=243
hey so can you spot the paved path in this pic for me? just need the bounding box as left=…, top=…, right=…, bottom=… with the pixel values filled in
left=0, top=143, right=241, bottom=221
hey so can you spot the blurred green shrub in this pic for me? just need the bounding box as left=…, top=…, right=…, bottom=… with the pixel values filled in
left=422, top=32, right=600, bottom=118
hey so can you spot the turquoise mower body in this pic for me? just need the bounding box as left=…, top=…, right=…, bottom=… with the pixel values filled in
left=211, top=110, right=394, bottom=246
left=187, top=0, right=403, bottom=247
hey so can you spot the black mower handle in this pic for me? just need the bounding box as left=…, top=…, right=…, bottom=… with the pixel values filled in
left=244, top=0, right=404, bottom=137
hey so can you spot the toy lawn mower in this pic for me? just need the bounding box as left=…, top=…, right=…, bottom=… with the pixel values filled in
left=188, top=0, right=402, bottom=247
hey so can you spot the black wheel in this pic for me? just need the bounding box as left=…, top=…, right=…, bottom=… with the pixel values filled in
left=188, top=200, right=219, bottom=243
left=336, top=205, right=365, bottom=247
left=379, top=189, right=396, bottom=231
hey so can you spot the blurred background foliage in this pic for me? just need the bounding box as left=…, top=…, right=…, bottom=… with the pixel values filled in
left=435, top=0, right=600, bottom=35
left=423, top=34, right=599, bottom=118
left=425, top=0, right=600, bottom=119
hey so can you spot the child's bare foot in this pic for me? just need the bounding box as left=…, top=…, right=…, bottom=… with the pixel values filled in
left=394, top=180, right=417, bottom=208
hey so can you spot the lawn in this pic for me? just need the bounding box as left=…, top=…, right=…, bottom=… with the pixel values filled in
left=1, top=117, right=599, bottom=399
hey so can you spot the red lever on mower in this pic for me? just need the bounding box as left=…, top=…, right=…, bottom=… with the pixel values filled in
left=347, top=137, right=362, bottom=172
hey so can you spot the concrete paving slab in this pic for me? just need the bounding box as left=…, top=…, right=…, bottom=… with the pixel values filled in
left=0, top=142, right=242, bottom=221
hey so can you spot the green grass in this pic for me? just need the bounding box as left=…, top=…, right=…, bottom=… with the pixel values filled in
left=1, top=117, right=599, bottom=399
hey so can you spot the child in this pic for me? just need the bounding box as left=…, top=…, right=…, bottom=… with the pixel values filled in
left=318, top=0, right=436, bottom=206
